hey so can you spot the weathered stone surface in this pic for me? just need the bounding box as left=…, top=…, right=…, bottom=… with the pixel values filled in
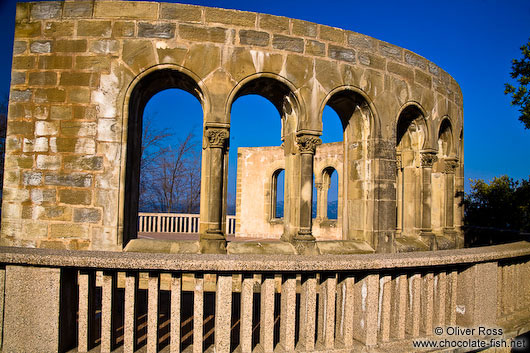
left=43, top=21, right=74, bottom=37
left=58, top=189, right=92, bottom=206
left=347, top=32, right=375, bottom=49
left=379, top=42, right=403, bottom=61
left=405, top=51, right=428, bottom=70
left=90, top=40, right=120, bottom=55
left=35, top=88, right=66, bottom=103
left=15, top=22, right=42, bottom=38
left=94, top=1, right=159, bottom=20
left=160, top=3, right=202, bottom=22
left=319, top=25, right=344, bottom=43
left=272, top=35, right=304, bottom=53
left=10, top=89, right=32, bottom=102
left=122, top=40, right=156, bottom=73
left=138, top=22, right=176, bottom=39
left=305, top=40, right=325, bottom=56
left=54, top=39, right=87, bottom=53
left=179, top=24, right=227, bottom=43
left=259, top=14, right=289, bottom=33
left=74, top=208, right=102, bottom=223
left=205, top=8, right=256, bottom=27
left=30, top=40, right=52, bottom=53
left=13, top=41, right=27, bottom=55
left=45, top=173, right=92, bottom=188
left=39, top=56, right=73, bottom=70
left=329, top=45, right=355, bottom=63
left=239, top=30, right=269, bottom=46
left=30, top=2, right=62, bottom=20
left=292, top=19, right=317, bottom=38
left=29, top=71, right=56, bottom=86
left=63, top=1, right=93, bottom=18
left=112, top=21, right=135, bottom=37
left=12, top=56, right=35, bottom=70
left=77, top=21, right=112, bottom=37
left=50, top=223, right=89, bottom=238
left=60, top=72, right=92, bottom=86
left=64, top=156, right=103, bottom=171
left=75, top=56, right=111, bottom=71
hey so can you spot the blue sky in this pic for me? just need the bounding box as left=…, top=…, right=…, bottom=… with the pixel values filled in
left=1, top=0, right=530, bottom=196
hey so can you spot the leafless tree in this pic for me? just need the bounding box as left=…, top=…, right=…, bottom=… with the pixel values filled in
left=139, top=116, right=201, bottom=213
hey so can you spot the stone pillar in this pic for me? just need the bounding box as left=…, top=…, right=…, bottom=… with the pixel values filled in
left=454, top=160, right=465, bottom=247
left=200, top=127, right=229, bottom=253
left=292, top=135, right=321, bottom=252
left=315, top=182, right=324, bottom=220
left=395, top=153, right=403, bottom=237
left=443, top=158, right=458, bottom=238
left=420, top=150, right=437, bottom=247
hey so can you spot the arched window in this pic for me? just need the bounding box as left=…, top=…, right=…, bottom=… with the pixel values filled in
left=123, top=69, right=204, bottom=246
left=395, top=105, right=426, bottom=237
left=271, top=169, right=285, bottom=219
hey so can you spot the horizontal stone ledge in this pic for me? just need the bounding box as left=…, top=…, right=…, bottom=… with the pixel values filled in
left=0, top=241, right=529, bottom=272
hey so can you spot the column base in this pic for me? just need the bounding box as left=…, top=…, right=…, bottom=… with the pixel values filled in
left=420, top=231, right=437, bottom=250
left=293, top=239, right=319, bottom=255
left=200, top=231, right=227, bottom=254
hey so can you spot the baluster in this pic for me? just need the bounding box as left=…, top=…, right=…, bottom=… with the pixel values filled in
left=78, top=270, right=96, bottom=352
left=336, top=275, right=354, bottom=347
left=447, top=270, right=457, bottom=325
left=279, top=274, right=296, bottom=351
left=101, top=272, right=115, bottom=352
left=391, top=274, right=407, bottom=340
left=379, top=275, right=392, bottom=342
left=194, top=274, right=204, bottom=353
left=318, top=273, right=336, bottom=349
left=422, top=273, right=434, bottom=336
left=434, top=272, right=446, bottom=328
left=353, top=274, right=379, bottom=346
left=215, top=274, right=232, bottom=353
left=240, top=274, right=254, bottom=353
left=124, top=272, right=137, bottom=353
left=139, top=215, right=144, bottom=233
left=299, top=274, right=317, bottom=351
left=148, top=273, right=159, bottom=353
left=408, top=273, right=421, bottom=337
left=260, top=274, right=275, bottom=352
left=170, top=274, right=182, bottom=353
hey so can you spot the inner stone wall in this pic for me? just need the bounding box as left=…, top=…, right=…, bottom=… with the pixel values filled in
left=2, top=0, right=464, bottom=252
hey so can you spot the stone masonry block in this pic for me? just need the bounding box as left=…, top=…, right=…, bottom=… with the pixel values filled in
left=67, top=88, right=91, bottom=104
left=94, top=1, right=159, bottom=20
left=30, top=40, right=52, bottom=53
left=50, top=223, right=90, bottom=238
left=43, top=21, right=74, bottom=37
left=35, top=88, right=66, bottom=103
left=379, top=42, right=403, bottom=61
left=239, top=30, right=269, bottom=47
left=35, top=121, right=58, bottom=136
left=36, top=155, right=61, bottom=170
left=10, top=89, right=32, bottom=102
left=74, top=208, right=102, bottom=223
left=45, top=173, right=92, bottom=188
left=113, top=21, right=135, bottom=37
left=50, top=106, right=72, bottom=120
left=90, top=40, right=120, bottom=55
left=160, top=3, right=202, bottom=22
left=61, top=121, right=98, bottom=138
left=388, top=62, right=414, bottom=82
left=29, top=72, right=57, bottom=86
left=75, top=56, right=111, bottom=71
left=15, top=3, right=30, bottom=23
left=122, top=40, right=156, bottom=73
left=179, top=24, right=227, bottom=43
left=319, top=25, right=344, bottom=43
left=259, top=14, right=289, bottom=33
left=13, top=41, right=27, bottom=55
left=329, top=45, right=355, bottom=63
left=54, top=39, right=87, bottom=53
left=12, top=71, right=27, bottom=85
left=8, top=121, right=34, bottom=135
left=15, top=22, right=42, bottom=38
left=64, top=156, right=103, bottom=171
left=63, top=1, right=93, bottom=18
left=272, top=35, right=304, bottom=53
left=292, top=19, right=317, bottom=38
left=39, top=56, right=73, bottom=70
left=205, top=8, right=256, bottom=26
left=305, top=40, right=325, bottom=56
left=347, top=32, right=375, bottom=49
left=58, top=189, right=92, bottom=206
left=60, top=72, right=92, bottom=86
left=12, top=56, right=36, bottom=70
left=77, top=21, right=112, bottom=37
left=138, top=22, right=176, bottom=39
left=31, top=2, right=62, bottom=20
left=23, top=171, right=43, bottom=186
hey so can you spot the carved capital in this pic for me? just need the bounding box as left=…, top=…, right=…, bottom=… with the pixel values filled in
left=420, top=152, right=438, bottom=167
left=444, top=158, right=459, bottom=173
left=296, top=136, right=322, bottom=154
left=205, top=128, right=229, bottom=148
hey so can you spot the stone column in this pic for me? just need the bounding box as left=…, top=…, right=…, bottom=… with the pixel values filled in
left=294, top=135, right=321, bottom=246
left=314, top=182, right=324, bottom=220
left=419, top=150, right=437, bottom=246
left=443, top=158, right=458, bottom=237
left=395, top=153, right=403, bottom=237
left=200, top=127, right=229, bottom=253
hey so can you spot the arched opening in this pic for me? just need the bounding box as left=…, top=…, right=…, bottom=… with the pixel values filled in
left=229, top=77, right=299, bottom=239
left=321, top=89, right=375, bottom=242
left=318, top=167, right=338, bottom=220
left=124, top=69, right=204, bottom=247
left=271, top=169, right=285, bottom=219
left=395, top=105, right=426, bottom=238
left=432, top=118, right=455, bottom=235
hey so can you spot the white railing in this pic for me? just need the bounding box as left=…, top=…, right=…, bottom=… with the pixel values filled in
left=138, top=213, right=236, bottom=235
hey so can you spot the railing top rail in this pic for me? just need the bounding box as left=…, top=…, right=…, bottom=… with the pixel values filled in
left=0, top=242, right=529, bottom=272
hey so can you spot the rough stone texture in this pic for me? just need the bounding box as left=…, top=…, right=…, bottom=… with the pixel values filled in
left=2, top=0, right=463, bottom=254
left=3, top=266, right=61, bottom=352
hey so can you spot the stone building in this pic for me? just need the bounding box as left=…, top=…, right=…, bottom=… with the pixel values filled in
left=2, top=0, right=464, bottom=254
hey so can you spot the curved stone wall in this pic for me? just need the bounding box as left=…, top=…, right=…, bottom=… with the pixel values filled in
left=2, top=1, right=464, bottom=252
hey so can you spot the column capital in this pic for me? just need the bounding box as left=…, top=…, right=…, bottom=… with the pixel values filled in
left=420, top=150, right=438, bottom=167
left=444, top=158, right=459, bottom=174
left=205, top=127, right=229, bottom=149
left=296, top=135, right=322, bottom=154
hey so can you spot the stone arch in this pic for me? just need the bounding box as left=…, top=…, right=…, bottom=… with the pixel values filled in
left=319, top=86, right=380, bottom=243
left=121, top=65, right=207, bottom=247
left=270, top=168, right=285, bottom=220
left=316, top=166, right=339, bottom=220
left=395, top=103, right=428, bottom=239
left=437, top=117, right=454, bottom=158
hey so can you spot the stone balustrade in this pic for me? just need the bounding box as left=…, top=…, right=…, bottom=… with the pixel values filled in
left=0, top=241, right=529, bottom=352
left=138, top=212, right=236, bottom=235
